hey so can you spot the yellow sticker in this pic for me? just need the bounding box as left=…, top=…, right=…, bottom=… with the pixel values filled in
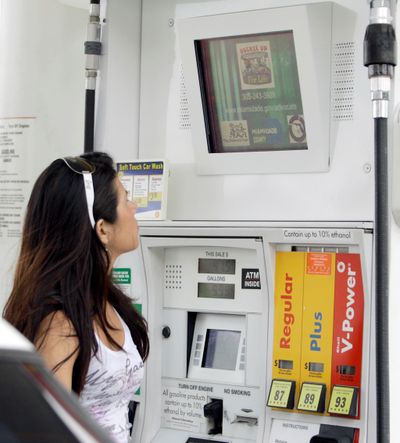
left=297, top=383, right=323, bottom=412
left=328, top=386, right=356, bottom=415
left=267, top=380, right=293, bottom=408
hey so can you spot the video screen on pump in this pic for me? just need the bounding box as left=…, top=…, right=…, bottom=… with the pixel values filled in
left=196, top=30, right=307, bottom=153
left=202, top=329, right=241, bottom=370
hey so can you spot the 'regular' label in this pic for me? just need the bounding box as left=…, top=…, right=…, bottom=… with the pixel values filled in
left=272, top=252, right=305, bottom=403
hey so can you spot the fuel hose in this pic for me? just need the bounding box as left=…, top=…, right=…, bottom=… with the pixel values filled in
left=363, top=2, right=396, bottom=441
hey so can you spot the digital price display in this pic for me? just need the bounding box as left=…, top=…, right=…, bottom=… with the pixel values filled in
left=267, top=379, right=295, bottom=409
left=198, top=258, right=236, bottom=274
left=308, top=362, right=324, bottom=373
left=278, top=360, right=293, bottom=370
left=198, top=282, right=235, bottom=299
left=328, top=386, right=358, bottom=416
left=338, top=365, right=356, bottom=376
left=297, top=383, right=326, bottom=413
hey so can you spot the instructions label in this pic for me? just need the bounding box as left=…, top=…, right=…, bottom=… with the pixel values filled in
left=0, top=117, right=35, bottom=239
left=269, top=419, right=320, bottom=443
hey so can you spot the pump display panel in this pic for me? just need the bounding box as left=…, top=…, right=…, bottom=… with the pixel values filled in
left=196, top=31, right=306, bottom=154
left=163, top=246, right=263, bottom=312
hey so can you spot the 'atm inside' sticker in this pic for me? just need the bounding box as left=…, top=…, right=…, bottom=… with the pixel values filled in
left=241, top=268, right=261, bottom=289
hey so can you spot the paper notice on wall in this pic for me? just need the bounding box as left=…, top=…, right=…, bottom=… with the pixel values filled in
left=116, top=160, right=168, bottom=220
left=0, top=117, right=35, bottom=240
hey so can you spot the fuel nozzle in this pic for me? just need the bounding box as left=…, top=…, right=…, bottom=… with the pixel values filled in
left=364, top=0, right=397, bottom=118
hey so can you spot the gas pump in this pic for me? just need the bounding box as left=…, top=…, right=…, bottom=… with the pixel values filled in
left=125, top=225, right=372, bottom=443
left=135, top=234, right=268, bottom=442
left=94, top=0, right=399, bottom=442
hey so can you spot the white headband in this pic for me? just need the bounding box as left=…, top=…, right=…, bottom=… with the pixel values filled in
left=61, top=157, right=96, bottom=229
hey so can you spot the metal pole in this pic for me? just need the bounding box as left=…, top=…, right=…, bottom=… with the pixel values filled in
left=84, top=0, right=102, bottom=153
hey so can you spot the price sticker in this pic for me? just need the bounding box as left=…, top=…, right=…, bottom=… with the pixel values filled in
left=267, top=380, right=295, bottom=409
left=328, top=386, right=358, bottom=416
left=297, top=383, right=326, bottom=412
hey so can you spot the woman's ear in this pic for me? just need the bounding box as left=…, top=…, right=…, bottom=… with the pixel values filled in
left=95, top=218, right=111, bottom=247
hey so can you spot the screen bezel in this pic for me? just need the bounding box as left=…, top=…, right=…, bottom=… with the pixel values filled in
left=178, top=3, right=332, bottom=175
left=187, top=313, right=246, bottom=383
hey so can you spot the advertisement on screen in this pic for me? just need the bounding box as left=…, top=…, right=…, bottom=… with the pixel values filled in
left=197, top=31, right=307, bottom=153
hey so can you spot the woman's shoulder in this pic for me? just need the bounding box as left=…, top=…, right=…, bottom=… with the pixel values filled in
left=35, top=310, right=78, bottom=346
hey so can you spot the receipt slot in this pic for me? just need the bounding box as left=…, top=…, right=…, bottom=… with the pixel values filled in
left=130, top=225, right=373, bottom=443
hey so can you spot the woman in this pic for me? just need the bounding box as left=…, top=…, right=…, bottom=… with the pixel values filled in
left=3, top=152, right=149, bottom=443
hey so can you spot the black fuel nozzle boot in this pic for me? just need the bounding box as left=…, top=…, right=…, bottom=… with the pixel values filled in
left=203, top=399, right=223, bottom=435
left=310, top=424, right=355, bottom=443
left=310, top=437, right=351, bottom=443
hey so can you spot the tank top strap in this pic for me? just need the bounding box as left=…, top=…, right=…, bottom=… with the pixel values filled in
left=113, top=308, right=129, bottom=335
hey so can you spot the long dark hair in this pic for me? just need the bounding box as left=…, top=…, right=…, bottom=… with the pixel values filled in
left=3, top=152, right=149, bottom=394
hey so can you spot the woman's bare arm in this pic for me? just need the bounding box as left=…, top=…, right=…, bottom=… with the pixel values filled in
left=35, top=311, right=79, bottom=391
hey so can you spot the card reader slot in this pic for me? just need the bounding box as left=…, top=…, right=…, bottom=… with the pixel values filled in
left=187, top=312, right=197, bottom=375
left=231, top=415, right=258, bottom=425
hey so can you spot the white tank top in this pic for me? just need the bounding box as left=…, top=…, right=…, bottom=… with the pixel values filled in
left=79, top=311, right=144, bottom=443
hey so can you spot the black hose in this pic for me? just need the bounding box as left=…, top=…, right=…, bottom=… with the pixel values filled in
left=84, top=88, right=95, bottom=153
left=374, top=117, right=390, bottom=443
left=364, top=4, right=396, bottom=440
